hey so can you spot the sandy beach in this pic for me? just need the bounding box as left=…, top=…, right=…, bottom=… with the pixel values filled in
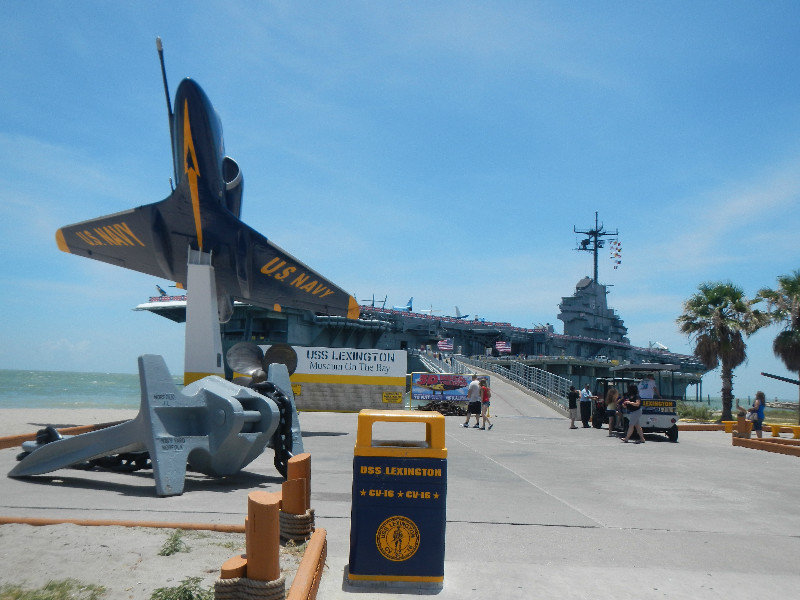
left=1, top=408, right=138, bottom=436
left=0, top=409, right=300, bottom=599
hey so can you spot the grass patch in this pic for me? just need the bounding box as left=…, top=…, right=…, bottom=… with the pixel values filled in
left=764, top=407, right=799, bottom=424
left=150, top=577, right=213, bottom=600
left=677, top=402, right=718, bottom=422
left=214, top=539, right=245, bottom=551
left=158, top=529, right=190, bottom=556
left=0, top=579, right=106, bottom=600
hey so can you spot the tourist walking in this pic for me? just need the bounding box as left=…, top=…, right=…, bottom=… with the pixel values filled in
left=567, top=385, right=579, bottom=429
left=480, top=379, right=493, bottom=430
left=621, top=384, right=646, bottom=443
left=463, top=374, right=482, bottom=428
left=579, top=384, right=595, bottom=428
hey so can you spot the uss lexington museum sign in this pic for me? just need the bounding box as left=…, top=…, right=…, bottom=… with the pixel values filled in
left=258, top=345, right=407, bottom=411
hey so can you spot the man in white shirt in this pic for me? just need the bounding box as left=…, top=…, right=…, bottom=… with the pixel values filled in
left=463, top=374, right=482, bottom=428
left=638, top=375, right=659, bottom=400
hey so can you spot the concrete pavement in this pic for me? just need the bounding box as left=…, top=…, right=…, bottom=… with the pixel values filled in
left=1, top=372, right=799, bottom=599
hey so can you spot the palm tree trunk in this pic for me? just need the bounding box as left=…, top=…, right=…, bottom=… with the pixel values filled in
left=720, top=364, right=734, bottom=421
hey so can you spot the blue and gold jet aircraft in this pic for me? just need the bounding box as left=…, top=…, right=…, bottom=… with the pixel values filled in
left=55, top=39, right=359, bottom=323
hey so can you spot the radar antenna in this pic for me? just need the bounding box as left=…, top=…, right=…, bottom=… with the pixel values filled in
left=574, top=211, right=618, bottom=284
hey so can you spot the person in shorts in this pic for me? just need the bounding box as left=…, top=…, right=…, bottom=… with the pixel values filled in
left=567, top=385, right=579, bottom=429
left=479, top=378, right=493, bottom=430
left=463, top=374, right=482, bottom=428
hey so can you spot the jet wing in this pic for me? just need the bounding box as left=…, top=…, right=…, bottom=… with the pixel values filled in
left=56, top=181, right=358, bottom=319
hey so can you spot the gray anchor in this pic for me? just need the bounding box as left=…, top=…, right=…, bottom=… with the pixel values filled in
left=9, top=354, right=298, bottom=496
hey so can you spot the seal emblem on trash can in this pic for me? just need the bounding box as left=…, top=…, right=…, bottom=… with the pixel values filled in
left=376, top=515, right=420, bottom=562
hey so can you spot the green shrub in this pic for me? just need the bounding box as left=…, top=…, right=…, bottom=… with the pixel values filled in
left=158, top=529, right=190, bottom=556
left=150, top=577, right=213, bottom=600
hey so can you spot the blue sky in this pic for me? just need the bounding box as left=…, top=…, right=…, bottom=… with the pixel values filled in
left=1, top=2, right=799, bottom=403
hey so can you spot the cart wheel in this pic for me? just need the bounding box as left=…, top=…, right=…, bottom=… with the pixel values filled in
left=667, top=425, right=679, bottom=443
left=592, top=414, right=603, bottom=429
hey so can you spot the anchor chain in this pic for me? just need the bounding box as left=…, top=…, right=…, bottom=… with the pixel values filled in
left=252, top=381, right=294, bottom=479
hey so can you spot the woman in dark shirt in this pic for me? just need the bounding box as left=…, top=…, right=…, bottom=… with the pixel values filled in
left=621, top=384, right=646, bottom=444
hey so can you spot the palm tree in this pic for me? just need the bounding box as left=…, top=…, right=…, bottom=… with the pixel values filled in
left=758, top=270, right=800, bottom=425
left=676, top=282, right=768, bottom=421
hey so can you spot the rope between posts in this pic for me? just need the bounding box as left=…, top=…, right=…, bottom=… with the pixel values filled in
left=279, top=509, right=314, bottom=541
left=215, top=575, right=286, bottom=600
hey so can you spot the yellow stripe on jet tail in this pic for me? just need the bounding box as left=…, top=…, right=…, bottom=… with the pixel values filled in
left=183, top=98, right=203, bottom=251
left=55, top=229, right=70, bottom=253
left=348, top=296, right=360, bottom=319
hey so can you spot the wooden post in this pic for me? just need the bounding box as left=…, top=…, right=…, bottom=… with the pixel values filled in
left=246, top=491, right=281, bottom=581
left=287, top=453, right=311, bottom=511
left=220, top=554, right=247, bottom=579
left=282, top=478, right=307, bottom=515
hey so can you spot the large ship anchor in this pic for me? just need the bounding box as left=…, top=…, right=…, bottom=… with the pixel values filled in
left=9, top=354, right=302, bottom=496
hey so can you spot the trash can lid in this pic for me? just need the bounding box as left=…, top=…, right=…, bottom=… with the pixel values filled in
left=354, top=410, right=447, bottom=458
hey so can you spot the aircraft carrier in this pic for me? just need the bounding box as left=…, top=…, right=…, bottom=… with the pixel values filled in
left=135, top=274, right=707, bottom=397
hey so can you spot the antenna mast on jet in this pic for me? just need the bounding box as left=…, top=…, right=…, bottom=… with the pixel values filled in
left=574, top=211, right=618, bottom=283
left=155, top=37, right=177, bottom=186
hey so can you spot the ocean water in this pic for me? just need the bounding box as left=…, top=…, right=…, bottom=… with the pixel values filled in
left=0, top=369, right=794, bottom=415
left=0, top=369, right=162, bottom=409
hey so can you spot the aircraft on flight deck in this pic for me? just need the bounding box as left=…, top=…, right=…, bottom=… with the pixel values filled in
left=54, top=38, right=359, bottom=324
left=392, top=297, right=413, bottom=312
left=453, top=306, right=470, bottom=320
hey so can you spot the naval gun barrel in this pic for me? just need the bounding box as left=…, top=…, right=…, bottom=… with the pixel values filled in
left=761, top=371, right=800, bottom=386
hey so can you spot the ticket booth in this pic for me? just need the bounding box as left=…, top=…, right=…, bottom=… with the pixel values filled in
left=347, top=409, right=447, bottom=585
